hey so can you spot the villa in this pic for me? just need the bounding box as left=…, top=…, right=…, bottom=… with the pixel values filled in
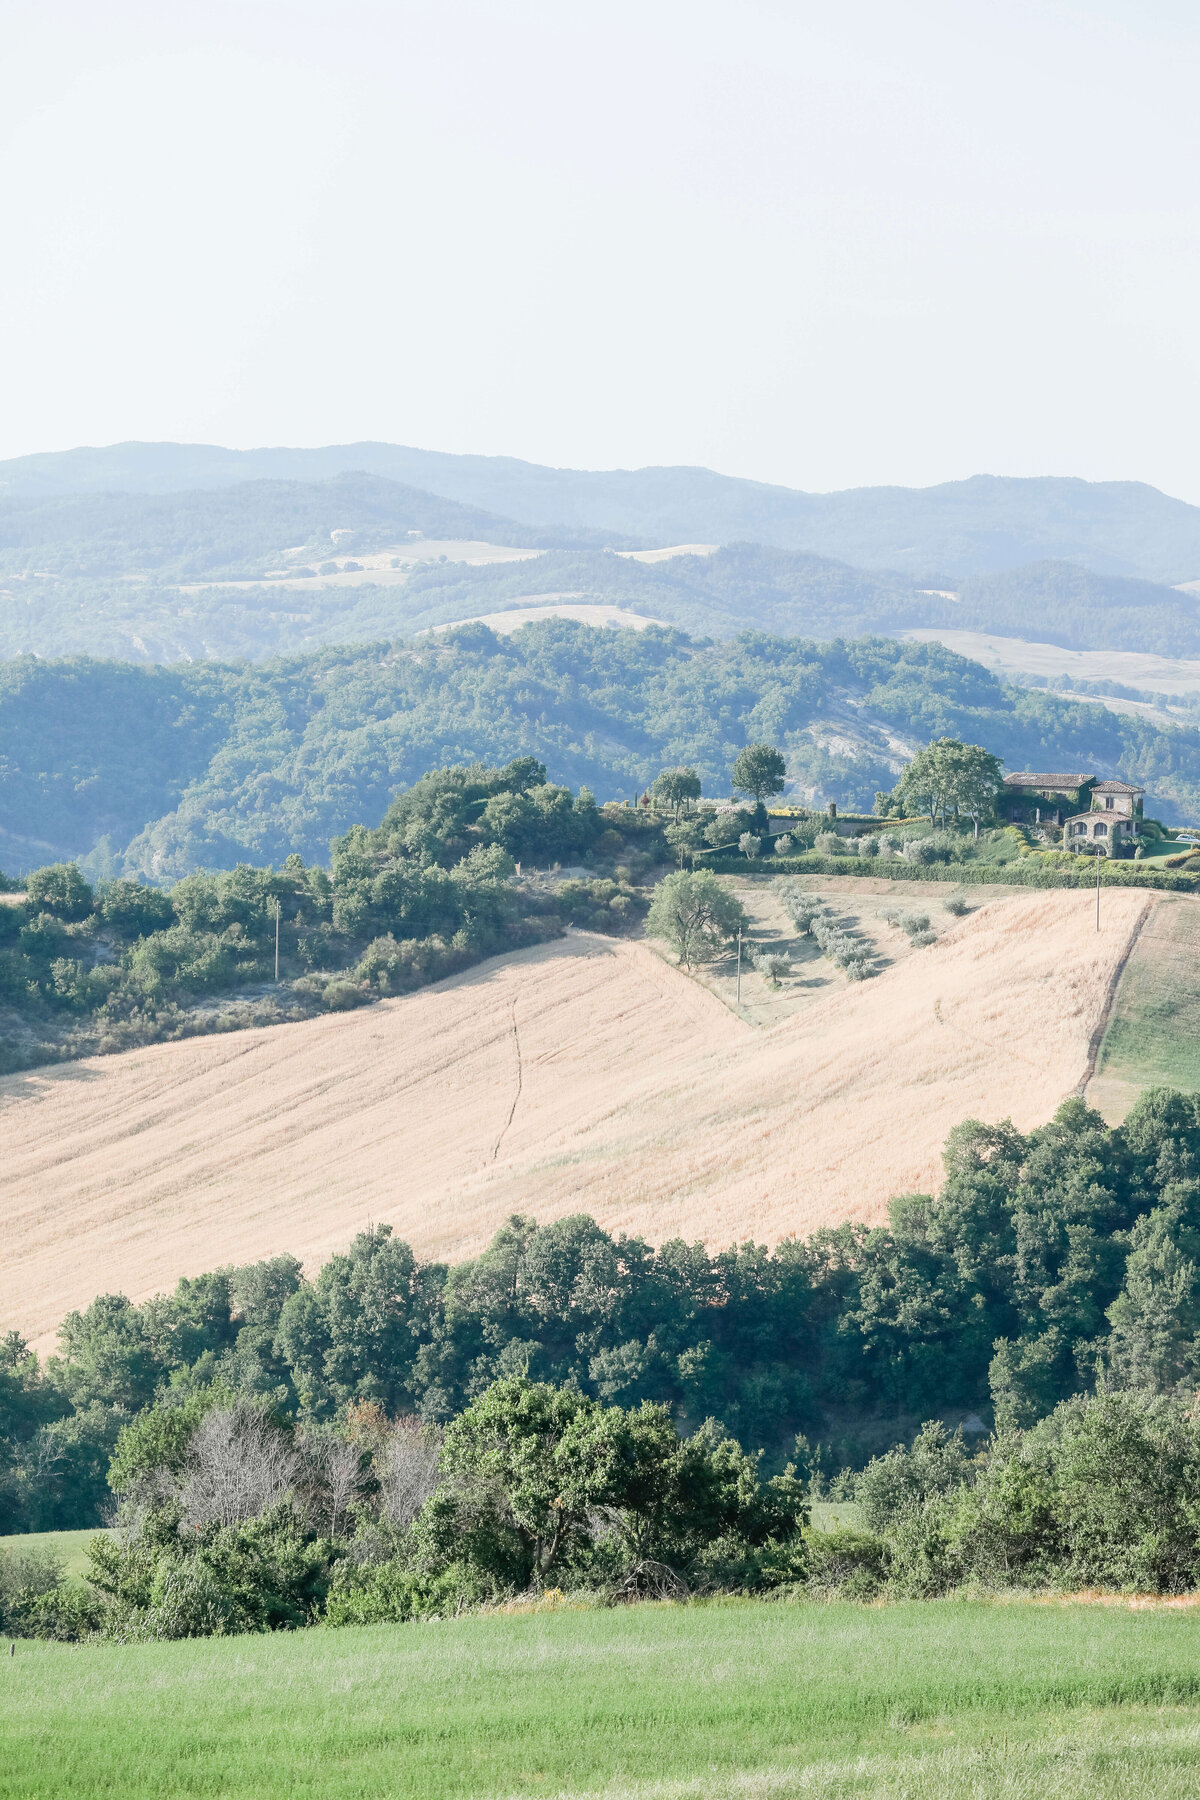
left=1002, top=771, right=1145, bottom=856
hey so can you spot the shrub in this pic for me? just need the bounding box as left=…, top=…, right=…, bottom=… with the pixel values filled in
left=0, top=1545, right=68, bottom=1634
left=323, top=980, right=366, bottom=1011
left=805, top=1527, right=890, bottom=1599
left=909, top=929, right=938, bottom=948
left=778, top=883, right=823, bottom=933
left=944, top=896, right=969, bottom=916
left=756, top=952, right=791, bottom=986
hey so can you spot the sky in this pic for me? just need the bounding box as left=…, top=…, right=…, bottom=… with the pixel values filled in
left=3, top=0, right=1200, bottom=498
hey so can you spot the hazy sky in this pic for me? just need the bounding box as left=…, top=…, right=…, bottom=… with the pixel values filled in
left=4, top=0, right=1200, bottom=496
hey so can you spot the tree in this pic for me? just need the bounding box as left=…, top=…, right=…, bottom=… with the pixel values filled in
left=663, top=816, right=708, bottom=868
left=652, top=768, right=702, bottom=821
left=730, top=745, right=787, bottom=820
left=885, top=739, right=1002, bottom=833
left=942, top=743, right=1004, bottom=837
left=25, top=863, right=93, bottom=922
left=646, top=871, right=747, bottom=968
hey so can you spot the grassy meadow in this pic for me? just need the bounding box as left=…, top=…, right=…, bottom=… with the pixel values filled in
left=7, top=1598, right=1200, bottom=1799
left=1096, top=894, right=1200, bottom=1096
left=0, top=1530, right=107, bottom=1583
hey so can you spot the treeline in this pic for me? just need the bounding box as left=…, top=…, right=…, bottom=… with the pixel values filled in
left=0, top=760, right=650, bottom=1071
left=5, top=625, right=1200, bottom=876
left=8, top=1089, right=1200, bottom=1637
left=7, top=1089, right=1200, bottom=1542
left=809, top=1392, right=1200, bottom=1601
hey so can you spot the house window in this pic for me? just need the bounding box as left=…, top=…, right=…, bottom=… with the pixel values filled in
left=1105, top=796, right=1114, bottom=809
left=1095, top=822, right=1108, bottom=836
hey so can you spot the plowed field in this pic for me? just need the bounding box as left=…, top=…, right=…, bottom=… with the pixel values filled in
left=1, top=887, right=1149, bottom=1347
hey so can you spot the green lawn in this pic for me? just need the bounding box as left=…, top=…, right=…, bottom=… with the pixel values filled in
left=7, top=1599, right=1200, bottom=1798
left=0, top=1530, right=108, bottom=1583
left=1097, top=895, right=1200, bottom=1094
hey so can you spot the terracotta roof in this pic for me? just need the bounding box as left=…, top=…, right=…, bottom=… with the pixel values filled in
left=1092, top=779, right=1144, bottom=794
left=1003, top=772, right=1092, bottom=788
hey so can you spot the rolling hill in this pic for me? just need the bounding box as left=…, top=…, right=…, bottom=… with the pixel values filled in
left=0, top=884, right=1146, bottom=1350
left=4, top=441, right=1200, bottom=581
left=6, top=628, right=1200, bottom=878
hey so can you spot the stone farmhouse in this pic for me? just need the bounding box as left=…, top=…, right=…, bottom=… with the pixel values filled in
left=1002, top=772, right=1145, bottom=856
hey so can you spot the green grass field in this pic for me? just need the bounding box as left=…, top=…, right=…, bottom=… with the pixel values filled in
left=0, top=1530, right=108, bottom=1583
left=1096, top=894, right=1200, bottom=1095
left=7, top=1598, right=1200, bottom=1799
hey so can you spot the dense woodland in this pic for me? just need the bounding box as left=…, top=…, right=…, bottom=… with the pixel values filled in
left=5, top=625, right=1200, bottom=878
left=0, top=758, right=662, bottom=1071
left=7, top=1090, right=1200, bottom=1633
left=6, top=541, right=1200, bottom=665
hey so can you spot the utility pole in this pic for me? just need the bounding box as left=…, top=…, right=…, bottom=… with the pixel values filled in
left=274, top=899, right=281, bottom=981
left=1096, top=851, right=1101, bottom=932
left=736, top=929, right=742, bottom=1006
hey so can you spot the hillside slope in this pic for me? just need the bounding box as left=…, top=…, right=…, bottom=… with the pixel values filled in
left=1, top=888, right=1146, bottom=1348
left=7, top=628, right=1200, bottom=878
left=4, top=444, right=1200, bottom=580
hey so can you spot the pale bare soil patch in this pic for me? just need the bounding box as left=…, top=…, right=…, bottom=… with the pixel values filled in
left=902, top=627, right=1200, bottom=701
left=687, top=875, right=985, bottom=1027
left=428, top=602, right=667, bottom=636
left=0, top=891, right=1146, bottom=1348
left=616, top=544, right=719, bottom=564
left=178, top=541, right=541, bottom=593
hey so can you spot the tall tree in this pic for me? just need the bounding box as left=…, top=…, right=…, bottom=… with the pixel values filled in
left=886, top=738, right=1001, bottom=830
left=730, top=745, right=787, bottom=825
left=652, top=767, right=702, bottom=821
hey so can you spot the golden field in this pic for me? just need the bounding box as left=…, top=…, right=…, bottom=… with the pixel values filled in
left=0, top=885, right=1149, bottom=1347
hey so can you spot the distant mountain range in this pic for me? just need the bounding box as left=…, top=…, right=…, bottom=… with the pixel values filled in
left=4, top=441, right=1200, bottom=583
left=0, top=472, right=613, bottom=584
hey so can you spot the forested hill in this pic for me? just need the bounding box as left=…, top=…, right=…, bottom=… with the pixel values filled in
left=0, top=471, right=613, bottom=584
left=5, top=442, right=1200, bottom=582
left=4, top=537, right=1200, bottom=665
left=4, top=624, right=1200, bottom=878
left=398, top=546, right=1200, bottom=660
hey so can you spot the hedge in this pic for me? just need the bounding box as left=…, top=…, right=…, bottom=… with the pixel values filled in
left=703, top=853, right=1200, bottom=893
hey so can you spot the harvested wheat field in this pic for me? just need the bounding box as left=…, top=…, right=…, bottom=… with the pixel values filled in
left=1, top=888, right=1149, bottom=1346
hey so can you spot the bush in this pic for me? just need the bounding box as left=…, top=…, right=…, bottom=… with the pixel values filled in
left=323, top=980, right=366, bottom=1011
left=0, top=1545, right=68, bottom=1634
left=325, top=1557, right=483, bottom=1626
left=805, top=1527, right=890, bottom=1599
left=944, top=896, right=969, bottom=916
left=898, top=911, right=930, bottom=936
